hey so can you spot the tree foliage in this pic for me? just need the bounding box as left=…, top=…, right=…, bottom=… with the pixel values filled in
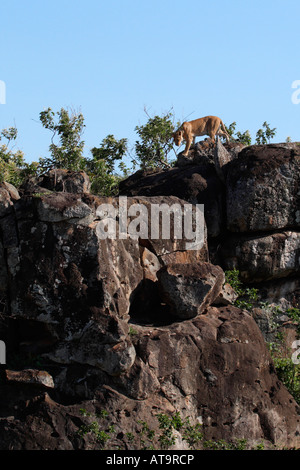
left=225, top=122, right=252, bottom=146
left=39, top=107, right=86, bottom=171
left=134, top=110, right=177, bottom=169
left=88, top=134, right=129, bottom=196
left=255, top=121, right=277, bottom=144
left=90, top=134, right=128, bottom=174
left=225, top=121, right=277, bottom=146
left=0, top=107, right=278, bottom=197
left=0, top=127, right=36, bottom=186
left=38, top=109, right=132, bottom=195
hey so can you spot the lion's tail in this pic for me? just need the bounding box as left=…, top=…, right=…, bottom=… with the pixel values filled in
left=220, top=119, right=230, bottom=141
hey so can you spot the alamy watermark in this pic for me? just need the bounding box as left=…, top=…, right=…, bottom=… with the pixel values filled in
left=0, top=80, right=6, bottom=104
left=291, top=80, right=300, bottom=104
left=95, top=197, right=205, bottom=251
left=0, top=340, right=6, bottom=364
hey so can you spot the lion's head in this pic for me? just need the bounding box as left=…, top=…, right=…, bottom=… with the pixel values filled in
left=173, top=129, right=183, bottom=146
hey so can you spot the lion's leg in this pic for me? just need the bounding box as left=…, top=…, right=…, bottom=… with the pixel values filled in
left=183, top=136, right=193, bottom=156
left=209, top=132, right=216, bottom=143
left=209, top=124, right=219, bottom=144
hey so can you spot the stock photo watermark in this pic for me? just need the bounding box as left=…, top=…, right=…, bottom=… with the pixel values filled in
left=0, top=80, right=6, bottom=104
left=95, top=197, right=205, bottom=251
left=0, top=340, right=6, bottom=364
left=291, top=80, right=300, bottom=104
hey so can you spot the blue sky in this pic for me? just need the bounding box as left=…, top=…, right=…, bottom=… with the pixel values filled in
left=1, top=0, right=300, bottom=165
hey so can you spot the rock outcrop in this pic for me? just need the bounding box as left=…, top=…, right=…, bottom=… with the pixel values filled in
left=221, top=231, right=300, bottom=283
left=157, top=263, right=225, bottom=319
left=121, top=140, right=300, bottom=294
left=226, top=143, right=300, bottom=233
left=119, top=142, right=226, bottom=239
left=0, top=139, right=300, bottom=450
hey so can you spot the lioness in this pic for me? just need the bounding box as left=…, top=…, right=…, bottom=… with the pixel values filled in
left=173, top=115, right=230, bottom=156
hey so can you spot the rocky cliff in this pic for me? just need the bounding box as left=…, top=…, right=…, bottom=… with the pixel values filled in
left=0, top=141, right=299, bottom=450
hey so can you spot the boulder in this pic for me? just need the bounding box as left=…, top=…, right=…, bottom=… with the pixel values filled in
left=131, top=306, right=300, bottom=448
left=221, top=231, right=300, bottom=283
left=213, top=282, right=239, bottom=306
left=0, top=306, right=299, bottom=450
left=139, top=246, right=161, bottom=282
left=119, top=140, right=245, bottom=239
left=3, top=190, right=208, bottom=375
left=213, top=139, right=240, bottom=183
left=35, top=192, right=94, bottom=224
left=40, top=169, right=91, bottom=193
left=157, top=262, right=225, bottom=319
left=119, top=154, right=225, bottom=238
left=226, top=143, right=300, bottom=233
left=2, top=181, right=20, bottom=202
left=6, top=199, right=143, bottom=374
left=5, top=369, right=54, bottom=389
left=20, top=169, right=91, bottom=195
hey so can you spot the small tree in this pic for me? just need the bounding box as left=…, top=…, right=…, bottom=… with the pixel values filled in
left=0, top=127, right=26, bottom=186
left=255, top=121, right=276, bottom=144
left=225, top=122, right=252, bottom=146
left=134, top=110, right=176, bottom=169
left=90, top=134, right=128, bottom=174
left=89, top=134, right=129, bottom=196
left=226, top=122, right=237, bottom=138
left=39, top=107, right=86, bottom=171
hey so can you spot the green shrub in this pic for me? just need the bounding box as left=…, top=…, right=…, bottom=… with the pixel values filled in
left=255, top=121, right=277, bottom=144
left=0, top=127, right=37, bottom=187
left=134, top=110, right=177, bottom=169
left=225, top=269, right=259, bottom=311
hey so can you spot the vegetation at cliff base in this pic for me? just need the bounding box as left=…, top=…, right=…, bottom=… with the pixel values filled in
left=77, top=408, right=264, bottom=450
left=225, top=269, right=300, bottom=405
